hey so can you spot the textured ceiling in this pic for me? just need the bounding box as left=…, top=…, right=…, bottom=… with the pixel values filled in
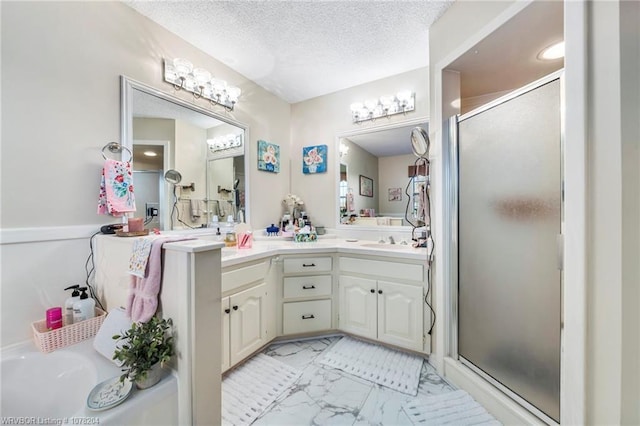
left=124, top=0, right=454, bottom=103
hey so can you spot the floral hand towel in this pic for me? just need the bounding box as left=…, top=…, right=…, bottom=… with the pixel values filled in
left=97, top=159, right=136, bottom=217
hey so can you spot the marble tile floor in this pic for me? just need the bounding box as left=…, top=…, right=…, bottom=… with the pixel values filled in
left=251, top=336, right=456, bottom=425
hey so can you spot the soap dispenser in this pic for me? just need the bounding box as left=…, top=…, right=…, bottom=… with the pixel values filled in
left=72, top=287, right=96, bottom=323
left=63, top=285, right=81, bottom=326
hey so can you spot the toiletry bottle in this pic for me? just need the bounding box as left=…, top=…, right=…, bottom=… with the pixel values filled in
left=46, top=307, right=63, bottom=330
left=63, top=285, right=81, bottom=326
left=73, top=287, right=96, bottom=322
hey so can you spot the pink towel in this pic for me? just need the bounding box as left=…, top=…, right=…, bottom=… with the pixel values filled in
left=97, top=159, right=136, bottom=217
left=126, top=236, right=194, bottom=323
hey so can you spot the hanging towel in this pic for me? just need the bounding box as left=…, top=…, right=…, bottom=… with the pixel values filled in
left=127, top=236, right=155, bottom=278
left=97, top=159, right=136, bottom=217
left=346, top=191, right=355, bottom=212
left=126, top=236, right=195, bottom=323
left=190, top=199, right=205, bottom=221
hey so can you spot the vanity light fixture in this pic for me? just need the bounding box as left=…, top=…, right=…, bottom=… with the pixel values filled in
left=207, top=133, right=243, bottom=154
left=349, top=91, right=415, bottom=123
left=339, top=142, right=349, bottom=158
left=163, top=58, right=241, bottom=111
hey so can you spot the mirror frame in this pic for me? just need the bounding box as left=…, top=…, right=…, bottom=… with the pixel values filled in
left=120, top=76, right=251, bottom=230
left=335, top=116, right=429, bottom=232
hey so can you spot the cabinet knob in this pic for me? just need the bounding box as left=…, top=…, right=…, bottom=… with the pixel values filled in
left=224, top=308, right=230, bottom=314
left=232, top=305, right=239, bottom=311
left=370, top=289, right=375, bottom=293
left=378, top=290, right=383, bottom=294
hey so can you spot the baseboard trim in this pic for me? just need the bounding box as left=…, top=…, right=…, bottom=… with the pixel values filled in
left=0, top=224, right=108, bottom=244
left=443, top=357, right=549, bottom=425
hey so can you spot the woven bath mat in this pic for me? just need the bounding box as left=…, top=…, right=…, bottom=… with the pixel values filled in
left=402, top=389, right=502, bottom=425
left=222, top=354, right=301, bottom=425
left=318, top=336, right=423, bottom=395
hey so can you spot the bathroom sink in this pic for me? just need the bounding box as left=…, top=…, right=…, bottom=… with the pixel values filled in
left=359, top=243, right=413, bottom=250
left=1, top=351, right=97, bottom=417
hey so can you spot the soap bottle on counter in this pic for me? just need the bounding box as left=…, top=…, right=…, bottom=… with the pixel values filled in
left=63, top=284, right=81, bottom=326
left=72, top=287, right=95, bottom=323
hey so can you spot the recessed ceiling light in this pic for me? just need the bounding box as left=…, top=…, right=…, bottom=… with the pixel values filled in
left=143, top=151, right=158, bottom=157
left=538, top=41, right=565, bottom=60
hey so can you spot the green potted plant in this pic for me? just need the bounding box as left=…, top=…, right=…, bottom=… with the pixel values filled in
left=112, top=316, right=175, bottom=389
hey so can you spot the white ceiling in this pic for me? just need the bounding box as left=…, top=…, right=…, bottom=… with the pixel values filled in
left=124, top=0, right=454, bottom=104
left=347, top=122, right=428, bottom=157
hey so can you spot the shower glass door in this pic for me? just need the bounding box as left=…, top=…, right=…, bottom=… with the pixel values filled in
left=457, top=75, right=561, bottom=422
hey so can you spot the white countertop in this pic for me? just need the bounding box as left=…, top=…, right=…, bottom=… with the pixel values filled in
left=205, top=237, right=429, bottom=267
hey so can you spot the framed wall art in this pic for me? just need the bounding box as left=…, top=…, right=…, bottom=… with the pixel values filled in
left=302, top=144, right=327, bottom=174
left=257, top=140, right=280, bottom=173
left=388, top=187, right=402, bottom=201
left=359, top=175, right=373, bottom=197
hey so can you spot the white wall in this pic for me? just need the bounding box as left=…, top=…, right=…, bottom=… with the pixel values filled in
left=379, top=154, right=416, bottom=218
left=341, top=138, right=379, bottom=215
left=290, top=67, right=429, bottom=229
left=0, top=1, right=290, bottom=346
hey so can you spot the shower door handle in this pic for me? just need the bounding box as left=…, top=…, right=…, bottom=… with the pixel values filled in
left=556, top=234, right=564, bottom=271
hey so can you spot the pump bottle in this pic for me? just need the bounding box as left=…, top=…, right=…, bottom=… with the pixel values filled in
left=72, top=287, right=96, bottom=322
left=63, top=285, right=81, bottom=326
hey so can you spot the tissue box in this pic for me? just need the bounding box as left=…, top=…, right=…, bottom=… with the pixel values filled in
left=294, top=232, right=318, bottom=243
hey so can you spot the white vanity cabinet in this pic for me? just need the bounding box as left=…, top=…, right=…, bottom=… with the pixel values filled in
left=221, top=258, right=275, bottom=372
left=281, top=256, right=333, bottom=335
left=338, top=256, right=427, bottom=352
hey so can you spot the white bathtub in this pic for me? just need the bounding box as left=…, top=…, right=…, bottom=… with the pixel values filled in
left=1, top=338, right=178, bottom=425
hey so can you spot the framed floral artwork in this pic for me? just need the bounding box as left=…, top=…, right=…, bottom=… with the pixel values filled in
left=359, top=175, right=373, bottom=197
left=302, top=144, right=327, bottom=174
left=257, top=140, right=280, bottom=173
left=388, top=187, right=402, bottom=201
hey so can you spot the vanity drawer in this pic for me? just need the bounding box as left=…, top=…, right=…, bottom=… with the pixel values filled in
left=283, top=257, right=332, bottom=274
left=283, top=300, right=332, bottom=334
left=222, top=260, right=270, bottom=294
left=283, top=275, right=332, bottom=299
left=339, top=257, right=424, bottom=282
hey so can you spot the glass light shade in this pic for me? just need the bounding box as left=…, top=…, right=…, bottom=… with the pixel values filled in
left=364, top=99, right=378, bottom=110
left=211, top=79, right=227, bottom=95
left=350, top=102, right=363, bottom=112
left=397, top=90, right=412, bottom=101
left=173, top=58, right=193, bottom=78
left=380, top=95, right=394, bottom=107
left=164, top=62, right=178, bottom=81
left=227, top=86, right=241, bottom=102
left=193, top=68, right=212, bottom=86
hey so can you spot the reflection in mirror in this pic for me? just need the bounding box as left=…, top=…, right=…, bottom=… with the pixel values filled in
left=121, top=77, right=248, bottom=231
left=337, top=120, right=428, bottom=228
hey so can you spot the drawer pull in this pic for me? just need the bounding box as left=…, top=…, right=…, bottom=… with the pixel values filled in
left=302, top=285, right=316, bottom=290
left=224, top=308, right=231, bottom=314
left=370, top=289, right=375, bottom=293
left=301, top=314, right=315, bottom=320
left=232, top=305, right=239, bottom=311
left=302, top=263, right=316, bottom=267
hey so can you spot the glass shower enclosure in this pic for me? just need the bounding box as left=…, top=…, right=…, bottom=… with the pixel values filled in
left=454, top=73, right=562, bottom=423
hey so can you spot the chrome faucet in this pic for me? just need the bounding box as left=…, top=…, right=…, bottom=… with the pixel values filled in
left=388, top=236, right=396, bottom=244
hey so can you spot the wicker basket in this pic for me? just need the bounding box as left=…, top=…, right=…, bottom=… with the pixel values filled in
left=32, top=308, right=107, bottom=353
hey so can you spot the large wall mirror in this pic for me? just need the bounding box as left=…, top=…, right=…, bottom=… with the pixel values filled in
left=336, top=118, right=428, bottom=229
left=121, top=77, right=249, bottom=231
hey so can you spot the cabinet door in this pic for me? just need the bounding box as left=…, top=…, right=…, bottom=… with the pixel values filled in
left=377, top=280, right=423, bottom=351
left=221, top=297, right=230, bottom=372
left=229, top=283, right=267, bottom=365
left=338, top=276, right=377, bottom=339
